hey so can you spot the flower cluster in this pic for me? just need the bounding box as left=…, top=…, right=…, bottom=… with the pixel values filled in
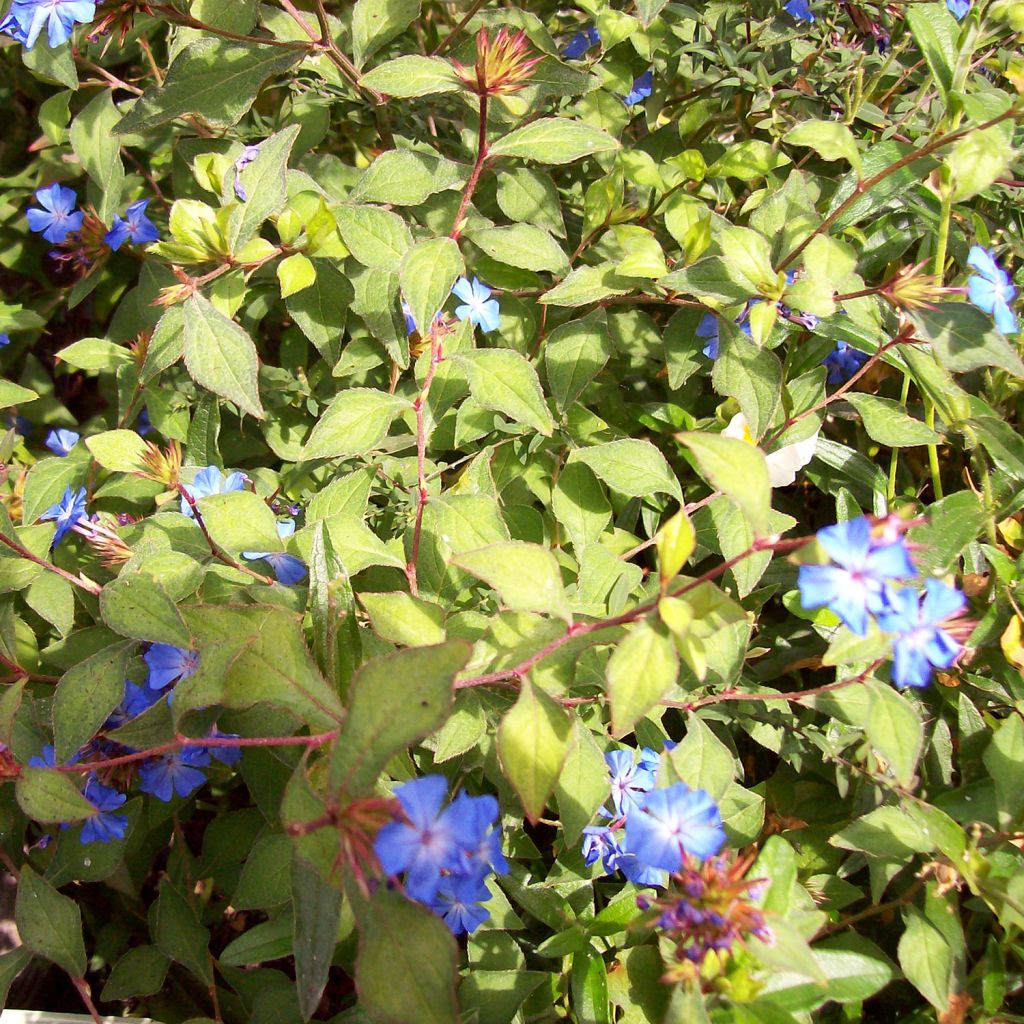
left=26, top=185, right=159, bottom=273
left=798, top=517, right=967, bottom=687
left=452, top=26, right=542, bottom=97
left=582, top=747, right=726, bottom=888
left=638, top=853, right=772, bottom=975
left=373, top=775, right=507, bottom=934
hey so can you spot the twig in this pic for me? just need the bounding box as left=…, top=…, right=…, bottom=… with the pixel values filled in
left=0, top=532, right=102, bottom=596
left=432, top=0, right=484, bottom=55
left=0, top=652, right=59, bottom=682
left=450, top=91, right=489, bottom=239
left=70, top=975, right=103, bottom=1024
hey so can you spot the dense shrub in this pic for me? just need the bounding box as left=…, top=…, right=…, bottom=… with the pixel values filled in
left=0, top=0, right=1023, bottom=1021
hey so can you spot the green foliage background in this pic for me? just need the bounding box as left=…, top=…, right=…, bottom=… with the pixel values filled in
left=1, top=0, right=1024, bottom=1021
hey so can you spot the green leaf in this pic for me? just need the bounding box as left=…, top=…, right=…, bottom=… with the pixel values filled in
left=571, top=949, right=611, bottom=1024
left=983, top=714, right=1024, bottom=829
left=154, top=879, right=213, bottom=985
left=552, top=461, right=612, bottom=553
left=454, top=349, right=554, bottom=436
left=219, top=916, right=294, bottom=967
left=360, top=55, right=460, bottom=97
left=607, top=621, right=679, bottom=736
left=544, top=309, right=611, bottom=411
left=85, top=429, right=149, bottom=472
left=277, top=252, right=317, bottom=297
left=718, top=226, right=777, bottom=295
left=286, top=260, right=353, bottom=362
left=100, top=572, right=191, bottom=646
left=467, top=224, right=568, bottom=274
left=453, top=542, right=570, bottom=621
left=302, top=387, right=410, bottom=461
left=228, top=124, right=301, bottom=249
left=359, top=591, right=447, bottom=646
left=356, top=888, right=458, bottom=1024
left=57, top=336, right=133, bottom=372
left=783, top=120, right=862, bottom=176
left=399, top=237, right=464, bottom=334
left=351, top=150, right=464, bottom=206
left=911, top=303, right=1024, bottom=377
left=115, top=38, right=304, bottom=134
left=490, top=118, right=618, bottom=164
left=948, top=126, right=1014, bottom=201
left=658, top=256, right=754, bottom=306
left=865, top=679, right=923, bottom=787
left=0, top=379, right=40, bottom=408
left=898, top=907, right=954, bottom=1011
left=352, top=0, right=421, bottom=68
left=53, top=639, right=135, bottom=763
left=712, top=323, right=782, bottom=439
left=657, top=508, right=697, bottom=583
left=664, top=714, right=736, bottom=801
left=15, top=768, right=95, bottom=824
left=678, top=432, right=771, bottom=536
left=496, top=168, right=565, bottom=237
left=183, top=292, right=264, bottom=419
left=193, top=489, right=283, bottom=553
left=0, top=946, right=34, bottom=1007
left=330, top=642, right=468, bottom=796
left=845, top=393, right=942, bottom=447
left=555, top=718, right=611, bottom=846
left=540, top=264, right=638, bottom=306
left=708, top=139, right=789, bottom=182
left=293, top=853, right=342, bottom=1021
left=459, top=970, right=548, bottom=1024
left=498, top=679, right=573, bottom=822
left=905, top=3, right=957, bottom=100
left=69, top=90, right=125, bottom=223
left=336, top=204, right=413, bottom=270
left=568, top=439, right=681, bottom=500
left=102, top=946, right=170, bottom=1001
left=21, top=457, right=87, bottom=527
left=15, top=866, right=87, bottom=977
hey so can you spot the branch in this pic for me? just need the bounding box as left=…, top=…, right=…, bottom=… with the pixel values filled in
left=0, top=531, right=102, bottom=596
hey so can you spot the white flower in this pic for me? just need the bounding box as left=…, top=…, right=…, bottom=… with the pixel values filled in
left=722, top=413, right=818, bottom=488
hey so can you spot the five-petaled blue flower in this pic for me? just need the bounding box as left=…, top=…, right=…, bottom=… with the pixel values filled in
left=877, top=578, right=966, bottom=688
left=605, top=749, right=657, bottom=817
left=563, top=25, right=600, bottom=60
left=784, top=0, right=815, bottom=22
left=452, top=277, right=501, bottom=333
left=243, top=519, right=307, bottom=585
left=40, top=485, right=87, bottom=546
left=105, top=199, right=159, bottom=251
left=80, top=776, right=128, bottom=844
left=624, top=782, right=726, bottom=873
left=44, top=428, right=79, bottom=457
left=967, top=245, right=1017, bottom=335
left=179, top=465, right=247, bottom=516
left=797, top=517, right=916, bottom=635
left=138, top=747, right=211, bottom=802
left=2, top=0, right=96, bottom=49
left=947, top=0, right=971, bottom=18
left=624, top=70, right=653, bottom=106
left=426, top=873, right=493, bottom=935
left=144, top=644, right=200, bottom=690
left=822, top=340, right=869, bottom=384
left=27, top=184, right=83, bottom=244
left=374, top=775, right=472, bottom=901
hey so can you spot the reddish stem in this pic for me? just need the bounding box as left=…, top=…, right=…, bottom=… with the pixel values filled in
left=450, top=91, right=488, bottom=239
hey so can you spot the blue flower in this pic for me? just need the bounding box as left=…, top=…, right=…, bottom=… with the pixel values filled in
left=582, top=825, right=621, bottom=871
left=967, top=246, right=1017, bottom=335
left=797, top=517, right=916, bottom=635
left=624, top=70, right=653, bottom=106
left=877, top=579, right=966, bottom=688
left=105, top=199, right=159, bottom=251
left=0, top=335, right=9, bottom=348
left=452, top=277, right=501, bottom=333
left=784, top=0, right=815, bottom=22
left=138, top=747, right=211, bottom=802
left=136, top=408, right=153, bottom=436
left=947, top=0, right=970, bottom=18
left=447, top=790, right=508, bottom=877
left=401, top=301, right=417, bottom=335
left=179, top=465, right=247, bottom=516
left=202, top=727, right=242, bottom=766
left=563, top=25, right=600, bottom=59
left=374, top=775, right=468, bottom=902
left=697, top=314, right=720, bottom=360
left=234, top=145, right=261, bottom=202
left=822, top=340, right=869, bottom=384
left=242, top=520, right=307, bottom=586
left=29, top=744, right=59, bottom=768
left=79, top=776, right=128, bottom=844
left=26, top=184, right=83, bottom=244
left=44, top=428, right=79, bottom=457
left=606, top=749, right=656, bottom=817
left=0, top=12, right=29, bottom=43
left=105, top=680, right=165, bottom=730
left=4, top=0, right=96, bottom=48
left=144, top=644, right=200, bottom=690
left=40, top=485, right=87, bottom=546
left=426, top=873, right=492, bottom=935
left=624, top=782, right=726, bottom=873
